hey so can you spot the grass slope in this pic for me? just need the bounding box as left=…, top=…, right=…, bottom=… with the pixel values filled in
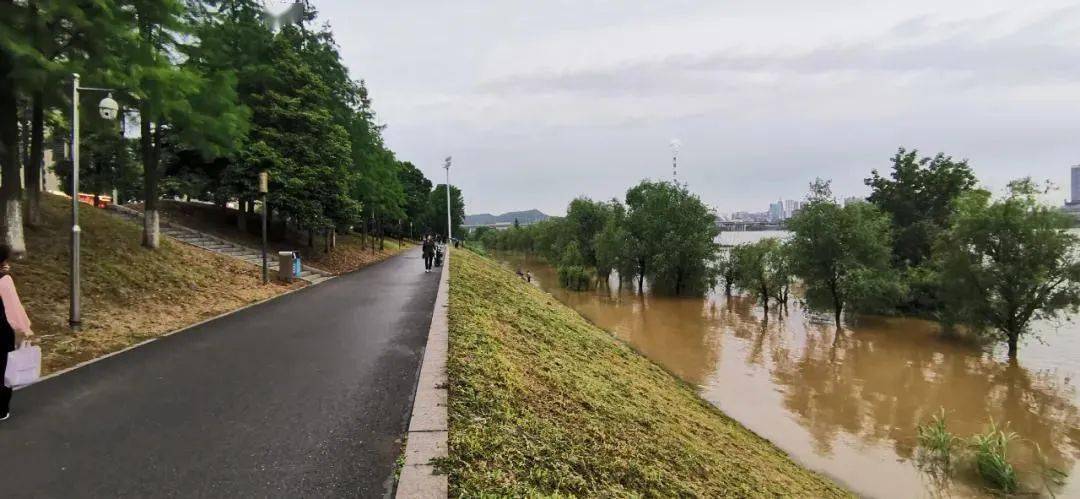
left=15, top=194, right=297, bottom=373
left=147, top=200, right=411, bottom=275
left=446, top=249, right=849, bottom=497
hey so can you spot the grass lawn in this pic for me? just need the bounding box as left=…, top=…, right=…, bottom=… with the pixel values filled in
left=145, top=200, right=411, bottom=275
left=14, top=194, right=299, bottom=374
left=446, top=249, right=850, bottom=497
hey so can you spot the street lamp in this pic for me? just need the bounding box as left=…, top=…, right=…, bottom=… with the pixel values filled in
left=69, top=74, right=121, bottom=328
left=444, top=156, right=452, bottom=244
left=259, top=170, right=269, bottom=284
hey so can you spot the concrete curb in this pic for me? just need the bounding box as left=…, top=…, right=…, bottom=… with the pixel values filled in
left=395, top=250, right=450, bottom=498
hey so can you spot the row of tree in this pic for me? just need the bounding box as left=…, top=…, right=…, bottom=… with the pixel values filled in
left=474, top=149, right=1080, bottom=359
left=723, top=150, right=1080, bottom=359
left=1, top=0, right=462, bottom=256
left=473, top=180, right=721, bottom=296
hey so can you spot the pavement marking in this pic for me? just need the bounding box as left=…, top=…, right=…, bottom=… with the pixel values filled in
left=396, top=250, right=450, bottom=499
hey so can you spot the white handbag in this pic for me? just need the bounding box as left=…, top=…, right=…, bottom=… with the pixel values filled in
left=5, top=341, right=41, bottom=388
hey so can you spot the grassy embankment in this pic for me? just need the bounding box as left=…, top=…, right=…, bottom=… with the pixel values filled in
left=445, top=249, right=850, bottom=497
left=14, top=194, right=300, bottom=374
left=148, top=200, right=411, bottom=274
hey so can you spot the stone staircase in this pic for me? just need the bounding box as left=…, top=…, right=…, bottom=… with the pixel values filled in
left=106, top=204, right=333, bottom=285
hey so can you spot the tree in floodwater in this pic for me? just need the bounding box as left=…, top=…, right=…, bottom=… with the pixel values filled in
left=936, top=179, right=1080, bottom=359
left=865, top=148, right=978, bottom=269
left=788, top=179, right=900, bottom=327
left=557, top=240, right=591, bottom=291
left=717, top=250, right=738, bottom=297
left=624, top=180, right=720, bottom=296
left=593, top=200, right=632, bottom=286
left=731, top=238, right=787, bottom=314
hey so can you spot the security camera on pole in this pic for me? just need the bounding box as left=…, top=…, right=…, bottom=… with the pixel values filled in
left=69, top=73, right=122, bottom=329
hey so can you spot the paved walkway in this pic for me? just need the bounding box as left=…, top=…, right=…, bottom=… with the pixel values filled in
left=0, top=247, right=440, bottom=497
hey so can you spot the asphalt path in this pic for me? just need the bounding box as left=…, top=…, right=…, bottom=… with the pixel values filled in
left=0, top=247, right=440, bottom=498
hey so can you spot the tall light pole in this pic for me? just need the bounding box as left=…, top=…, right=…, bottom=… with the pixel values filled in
left=259, top=171, right=269, bottom=284
left=69, top=73, right=120, bottom=329
left=444, top=156, right=452, bottom=244
left=670, top=138, right=681, bottom=182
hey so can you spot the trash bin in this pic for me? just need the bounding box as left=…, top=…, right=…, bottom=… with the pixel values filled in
left=278, top=251, right=298, bottom=283
left=292, top=252, right=302, bottom=277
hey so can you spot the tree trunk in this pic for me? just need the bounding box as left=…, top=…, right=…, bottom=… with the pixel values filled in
left=237, top=199, right=248, bottom=232
left=141, top=116, right=160, bottom=249
left=308, top=229, right=314, bottom=248
left=0, top=58, right=25, bottom=256
left=834, top=303, right=843, bottom=329
left=25, top=91, right=42, bottom=227
left=1007, top=332, right=1019, bottom=360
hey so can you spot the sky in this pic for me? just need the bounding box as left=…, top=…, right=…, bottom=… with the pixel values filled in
left=312, top=0, right=1080, bottom=216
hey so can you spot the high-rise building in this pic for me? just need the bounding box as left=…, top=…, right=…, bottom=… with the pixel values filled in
left=783, top=199, right=801, bottom=218
left=768, top=201, right=784, bottom=222
left=1071, top=165, right=1080, bottom=205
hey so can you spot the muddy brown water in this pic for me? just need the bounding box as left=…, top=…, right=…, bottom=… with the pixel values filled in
left=495, top=249, right=1080, bottom=498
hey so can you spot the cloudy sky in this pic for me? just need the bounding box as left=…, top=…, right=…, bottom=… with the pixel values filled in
left=314, top=0, right=1080, bottom=216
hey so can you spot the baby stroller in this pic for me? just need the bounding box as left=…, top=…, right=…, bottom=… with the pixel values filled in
left=434, top=245, right=445, bottom=267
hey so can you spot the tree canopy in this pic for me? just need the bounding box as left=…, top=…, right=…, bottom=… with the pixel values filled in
left=936, top=179, right=1080, bottom=358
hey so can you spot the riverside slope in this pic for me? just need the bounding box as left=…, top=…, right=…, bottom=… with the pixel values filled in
left=445, top=249, right=850, bottom=497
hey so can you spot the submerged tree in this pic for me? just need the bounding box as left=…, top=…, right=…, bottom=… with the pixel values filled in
left=788, top=179, right=900, bottom=327
left=865, top=148, right=977, bottom=268
left=936, top=179, right=1080, bottom=359
left=731, top=238, right=786, bottom=314
left=624, top=180, right=719, bottom=296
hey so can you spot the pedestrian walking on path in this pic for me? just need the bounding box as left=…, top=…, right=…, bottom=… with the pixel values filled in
left=422, top=236, right=436, bottom=273
left=0, top=244, right=33, bottom=421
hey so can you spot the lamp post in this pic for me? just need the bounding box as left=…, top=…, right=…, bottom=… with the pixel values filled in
left=259, top=170, right=269, bottom=284
left=69, top=73, right=120, bottom=329
left=444, top=156, right=452, bottom=244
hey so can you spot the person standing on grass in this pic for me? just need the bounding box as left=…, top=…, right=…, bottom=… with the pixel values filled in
left=0, top=244, right=32, bottom=421
left=422, top=236, right=436, bottom=273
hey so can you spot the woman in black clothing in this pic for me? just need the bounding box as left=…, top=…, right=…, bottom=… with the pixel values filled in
left=422, top=236, right=436, bottom=272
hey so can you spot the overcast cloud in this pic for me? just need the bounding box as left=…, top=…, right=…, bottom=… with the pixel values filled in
left=315, top=0, right=1080, bottom=216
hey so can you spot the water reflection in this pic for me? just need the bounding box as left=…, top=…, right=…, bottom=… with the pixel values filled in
left=496, top=252, right=1080, bottom=498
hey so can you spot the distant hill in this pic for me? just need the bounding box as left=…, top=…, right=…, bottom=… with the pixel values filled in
left=464, top=209, right=549, bottom=227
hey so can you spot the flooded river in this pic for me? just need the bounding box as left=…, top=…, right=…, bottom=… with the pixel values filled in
left=494, top=244, right=1080, bottom=498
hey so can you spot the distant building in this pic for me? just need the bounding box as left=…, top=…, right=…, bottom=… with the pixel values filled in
left=1061, top=165, right=1080, bottom=223
left=1070, top=165, right=1080, bottom=205
left=783, top=199, right=802, bottom=219
left=768, top=201, right=784, bottom=222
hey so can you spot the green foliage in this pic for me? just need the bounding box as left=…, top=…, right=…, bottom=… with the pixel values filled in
left=397, top=161, right=432, bottom=229
left=426, top=184, right=465, bottom=238
left=565, top=197, right=612, bottom=267
left=788, top=180, right=901, bottom=326
left=916, top=408, right=959, bottom=471
left=593, top=201, right=633, bottom=283
left=969, top=420, right=1018, bottom=493
left=717, top=250, right=738, bottom=296
left=731, top=239, right=788, bottom=313
left=936, top=178, right=1080, bottom=357
left=624, top=180, right=720, bottom=295
left=865, top=148, right=977, bottom=269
